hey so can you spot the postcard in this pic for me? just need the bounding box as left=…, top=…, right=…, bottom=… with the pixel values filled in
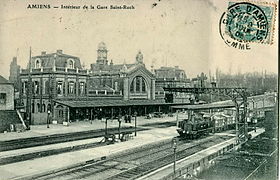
left=0, top=0, right=278, bottom=180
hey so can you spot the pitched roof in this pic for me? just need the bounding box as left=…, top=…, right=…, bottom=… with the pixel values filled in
left=54, top=99, right=189, bottom=108
left=171, top=100, right=235, bottom=110
left=0, top=75, right=11, bottom=84
left=91, top=63, right=136, bottom=73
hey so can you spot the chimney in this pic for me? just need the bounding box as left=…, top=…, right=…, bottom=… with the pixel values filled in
left=41, top=51, right=47, bottom=55
left=12, top=57, right=17, bottom=62
left=57, top=50, right=63, bottom=54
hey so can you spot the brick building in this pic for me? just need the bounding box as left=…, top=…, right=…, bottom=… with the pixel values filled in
left=18, top=43, right=187, bottom=125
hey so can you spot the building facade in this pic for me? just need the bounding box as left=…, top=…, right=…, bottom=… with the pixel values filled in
left=154, top=66, right=191, bottom=103
left=0, top=75, right=14, bottom=110
left=18, top=43, right=180, bottom=125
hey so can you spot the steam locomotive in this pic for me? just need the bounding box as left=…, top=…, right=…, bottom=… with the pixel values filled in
left=177, top=111, right=235, bottom=139
left=177, top=112, right=214, bottom=139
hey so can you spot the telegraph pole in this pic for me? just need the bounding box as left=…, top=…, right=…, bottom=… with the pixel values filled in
left=26, top=47, right=32, bottom=130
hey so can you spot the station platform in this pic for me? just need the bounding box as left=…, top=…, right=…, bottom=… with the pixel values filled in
left=0, top=126, right=178, bottom=180
left=138, top=128, right=265, bottom=180
left=0, top=116, right=175, bottom=141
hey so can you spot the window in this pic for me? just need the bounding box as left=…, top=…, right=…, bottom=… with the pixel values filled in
left=37, top=103, right=40, bottom=113
left=57, top=81, right=63, bottom=95
left=42, top=104, right=46, bottom=112
left=57, top=105, right=64, bottom=118
left=68, top=59, right=75, bottom=69
left=142, top=79, right=146, bottom=92
left=34, top=81, right=40, bottom=94
left=136, top=77, right=141, bottom=92
left=58, top=110, right=64, bottom=118
left=0, top=93, right=6, bottom=104
left=21, top=82, right=26, bottom=94
left=45, top=80, right=49, bottom=94
left=130, top=79, right=134, bottom=92
left=79, top=82, right=85, bottom=95
left=68, top=81, right=75, bottom=94
left=130, top=76, right=147, bottom=93
left=32, top=103, right=35, bottom=113
left=35, top=58, right=41, bottom=69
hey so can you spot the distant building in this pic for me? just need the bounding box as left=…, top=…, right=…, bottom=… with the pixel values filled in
left=9, top=57, right=20, bottom=91
left=191, top=72, right=208, bottom=88
left=0, top=75, right=14, bottom=110
left=154, top=66, right=191, bottom=103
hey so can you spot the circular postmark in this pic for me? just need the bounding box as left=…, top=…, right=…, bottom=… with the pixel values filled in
left=226, top=2, right=269, bottom=43
left=219, top=2, right=271, bottom=49
left=220, top=11, right=251, bottom=50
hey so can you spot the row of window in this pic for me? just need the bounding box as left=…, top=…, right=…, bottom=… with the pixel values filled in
left=31, top=103, right=51, bottom=113
left=56, top=81, right=85, bottom=95
left=21, top=81, right=86, bottom=95
left=34, top=58, right=75, bottom=69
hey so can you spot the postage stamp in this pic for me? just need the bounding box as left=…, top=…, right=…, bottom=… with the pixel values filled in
left=220, top=0, right=277, bottom=48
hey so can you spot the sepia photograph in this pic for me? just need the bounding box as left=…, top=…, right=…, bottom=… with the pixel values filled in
left=0, top=0, right=278, bottom=179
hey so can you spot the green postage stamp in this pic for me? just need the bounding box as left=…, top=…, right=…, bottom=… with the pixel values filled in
left=220, top=0, right=277, bottom=45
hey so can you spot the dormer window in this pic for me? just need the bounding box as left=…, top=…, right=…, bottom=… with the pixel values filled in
left=35, top=58, right=41, bottom=69
left=68, top=59, right=75, bottom=69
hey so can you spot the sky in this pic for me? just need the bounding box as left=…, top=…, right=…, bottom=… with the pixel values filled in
left=0, top=0, right=278, bottom=79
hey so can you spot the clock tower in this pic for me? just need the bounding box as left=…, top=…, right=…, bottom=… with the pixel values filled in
left=97, top=42, right=108, bottom=65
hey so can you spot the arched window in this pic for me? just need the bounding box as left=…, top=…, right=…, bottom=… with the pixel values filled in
left=57, top=105, right=64, bottom=118
left=68, top=59, right=75, bottom=69
left=130, top=76, right=147, bottom=93
left=32, top=103, right=35, bottom=113
left=37, top=103, right=40, bottom=113
left=42, top=104, right=46, bottom=112
left=35, top=58, right=41, bottom=69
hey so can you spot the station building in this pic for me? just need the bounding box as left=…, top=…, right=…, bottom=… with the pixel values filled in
left=154, top=66, right=191, bottom=103
left=18, top=43, right=189, bottom=125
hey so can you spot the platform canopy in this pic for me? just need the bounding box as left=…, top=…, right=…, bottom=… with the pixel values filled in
left=171, top=100, right=235, bottom=110
left=55, top=99, right=188, bottom=108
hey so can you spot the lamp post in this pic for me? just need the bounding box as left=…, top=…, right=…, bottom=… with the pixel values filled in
left=118, top=114, right=122, bottom=140
left=134, top=112, right=137, bottom=136
left=47, top=110, right=50, bottom=128
left=105, top=117, right=108, bottom=137
left=172, top=138, right=177, bottom=175
left=252, top=100, right=256, bottom=132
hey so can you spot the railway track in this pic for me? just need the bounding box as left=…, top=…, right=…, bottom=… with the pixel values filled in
left=33, top=135, right=232, bottom=180
left=0, top=127, right=147, bottom=152
left=0, top=121, right=176, bottom=152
